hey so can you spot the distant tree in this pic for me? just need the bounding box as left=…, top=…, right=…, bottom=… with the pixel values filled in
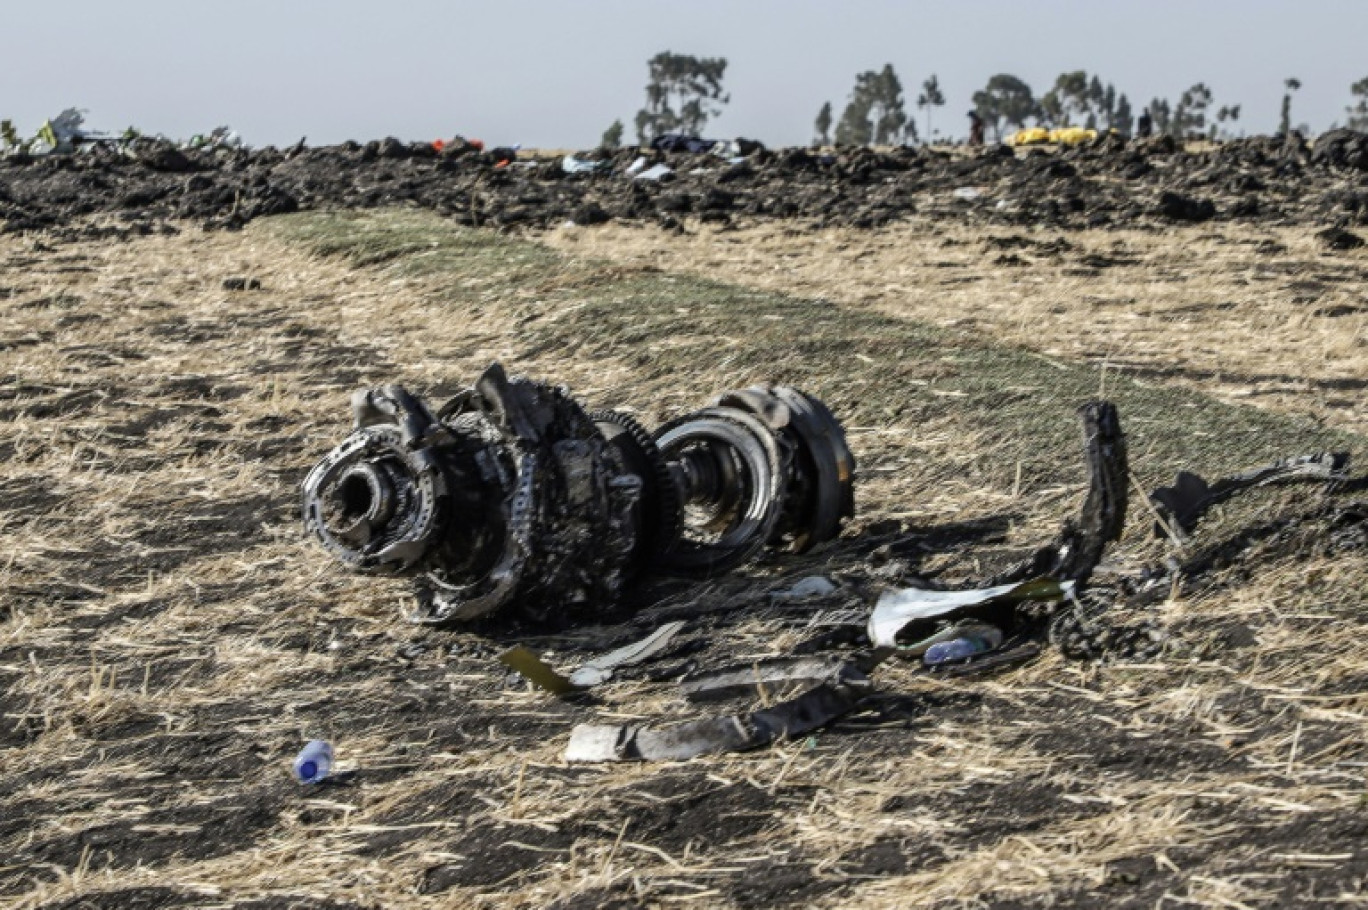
left=1040, top=71, right=1138, bottom=132
left=1039, top=70, right=1091, bottom=126
left=814, top=101, right=832, bottom=145
left=835, top=65, right=914, bottom=146
left=972, top=74, right=1037, bottom=141
left=1212, top=105, right=1241, bottom=140
left=1172, top=83, right=1214, bottom=138
left=835, top=80, right=874, bottom=146
left=1347, top=77, right=1368, bottom=131
left=1279, top=77, right=1301, bottom=137
left=600, top=119, right=624, bottom=149
left=1148, top=98, right=1172, bottom=136
left=1038, top=90, right=1064, bottom=127
left=633, top=51, right=729, bottom=142
left=917, top=74, right=946, bottom=142
left=1114, top=94, right=1134, bottom=135
left=872, top=65, right=911, bottom=144
left=1088, top=75, right=1106, bottom=115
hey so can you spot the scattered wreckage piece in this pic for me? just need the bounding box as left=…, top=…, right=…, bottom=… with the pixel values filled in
left=1038, top=400, right=1129, bottom=583
left=771, top=575, right=840, bottom=601
left=566, top=664, right=871, bottom=763
left=565, top=400, right=1137, bottom=760
left=500, top=627, right=697, bottom=693
left=922, top=622, right=1003, bottom=664
left=1042, top=447, right=1357, bottom=662
left=498, top=623, right=690, bottom=693
left=497, top=646, right=579, bottom=695
left=301, top=363, right=854, bottom=624
left=936, top=641, right=1043, bottom=675
left=1160, top=496, right=1368, bottom=592
left=868, top=578, right=1074, bottom=650
left=560, top=154, right=611, bottom=176
left=1149, top=452, right=1350, bottom=537
left=2, top=109, right=242, bottom=160
left=866, top=400, right=1128, bottom=668
left=678, top=655, right=864, bottom=703
left=568, top=621, right=687, bottom=688
left=1050, top=472, right=1365, bottom=662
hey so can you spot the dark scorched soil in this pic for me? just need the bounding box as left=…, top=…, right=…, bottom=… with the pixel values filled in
left=3, top=129, right=1368, bottom=239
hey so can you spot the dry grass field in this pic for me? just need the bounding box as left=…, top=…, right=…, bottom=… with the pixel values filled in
left=543, top=219, right=1368, bottom=437
left=2, top=209, right=1366, bottom=909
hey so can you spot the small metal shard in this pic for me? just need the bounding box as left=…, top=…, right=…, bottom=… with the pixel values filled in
left=678, top=656, right=864, bottom=703
left=770, top=576, right=839, bottom=601
left=1151, top=452, right=1351, bottom=536
left=497, top=646, right=579, bottom=695
left=867, top=578, right=1074, bottom=649
left=567, top=621, right=687, bottom=687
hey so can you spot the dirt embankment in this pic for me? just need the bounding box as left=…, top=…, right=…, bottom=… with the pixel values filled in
left=3, top=130, right=1368, bottom=239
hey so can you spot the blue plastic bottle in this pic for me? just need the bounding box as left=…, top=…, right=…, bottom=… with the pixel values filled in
left=923, top=625, right=1004, bottom=666
left=292, top=740, right=334, bottom=784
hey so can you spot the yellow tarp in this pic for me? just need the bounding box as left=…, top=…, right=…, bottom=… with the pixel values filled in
left=1048, top=127, right=1097, bottom=146
left=1006, top=126, right=1099, bottom=147
left=1007, top=127, right=1050, bottom=146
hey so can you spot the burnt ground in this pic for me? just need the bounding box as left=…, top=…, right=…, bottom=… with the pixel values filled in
left=1, top=130, right=1368, bottom=240
left=1, top=208, right=1367, bottom=909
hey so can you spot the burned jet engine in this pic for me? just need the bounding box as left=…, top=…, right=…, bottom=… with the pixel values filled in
left=302, top=363, right=854, bottom=624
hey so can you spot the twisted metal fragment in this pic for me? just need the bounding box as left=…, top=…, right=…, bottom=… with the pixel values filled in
left=302, top=363, right=855, bottom=624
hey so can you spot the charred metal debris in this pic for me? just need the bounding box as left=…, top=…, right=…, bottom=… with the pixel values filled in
left=302, top=365, right=1364, bottom=761
left=302, top=362, right=853, bottom=625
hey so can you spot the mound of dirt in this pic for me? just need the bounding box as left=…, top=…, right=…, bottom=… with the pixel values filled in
left=1313, top=128, right=1368, bottom=171
left=5, top=131, right=1368, bottom=239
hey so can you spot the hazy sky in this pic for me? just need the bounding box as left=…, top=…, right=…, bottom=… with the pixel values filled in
left=5, top=1, right=1366, bottom=148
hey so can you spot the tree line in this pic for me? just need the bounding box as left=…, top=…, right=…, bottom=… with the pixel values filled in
left=605, top=52, right=1368, bottom=149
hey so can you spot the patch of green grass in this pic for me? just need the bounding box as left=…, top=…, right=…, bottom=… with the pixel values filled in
left=271, top=208, right=560, bottom=276
left=267, top=209, right=1363, bottom=494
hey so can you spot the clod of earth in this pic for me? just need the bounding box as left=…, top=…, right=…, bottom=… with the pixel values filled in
left=1316, top=227, right=1366, bottom=251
